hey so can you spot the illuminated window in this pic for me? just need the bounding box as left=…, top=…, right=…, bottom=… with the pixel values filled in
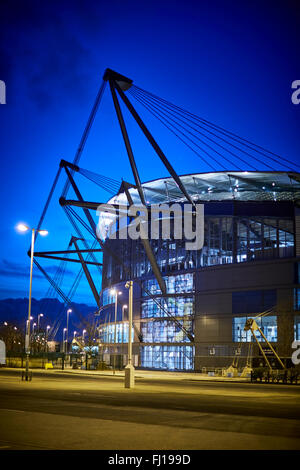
left=102, top=288, right=116, bottom=306
left=233, top=316, right=277, bottom=342
left=142, top=273, right=194, bottom=296
left=141, top=297, right=194, bottom=318
left=99, top=323, right=133, bottom=343
left=295, top=316, right=300, bottom=340
left=140, top=345, right=194, bottom=370
left=141, top=319, right=193, bottom=343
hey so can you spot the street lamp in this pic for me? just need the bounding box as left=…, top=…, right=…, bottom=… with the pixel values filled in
left=63, top=328, right=67, bottom=353
left=66, top=309, right=72, bottom=354
left=46, top=325, right=50, bottom=352
left=38, top=313, right=44, bottom=332
left=16, top=222, right=48, bottom=381
left=124, top=281, right=134, bottom=388
left=73, top=331, right=77, bottom=355
left=32, top=323, right=36, bottom=352
left=122, top=305, right=128, bottom=343
left=110, top=289, right=122, bottom=374
left=83, top=329, right=86, bottom=343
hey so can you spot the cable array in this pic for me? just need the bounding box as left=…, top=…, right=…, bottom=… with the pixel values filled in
left=78, top=167, right=121, bottom=195
left=128, top=84, right=300, bottom=172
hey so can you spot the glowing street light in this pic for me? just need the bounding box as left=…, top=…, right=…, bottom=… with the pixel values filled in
left=63, top=328, right=67, bottom=353
left=38, top=313, right=44, bottom=332
left=16, top=222, right=48, bottom=381
left=122, top=305, right=128, bottom=343
left=16, top=223, right=30, bottom=232
left=122, top=305, right=128, bottom=319
left=46, top=325, right=50, bottom=352
left=66, top=309, right=72, bottom=354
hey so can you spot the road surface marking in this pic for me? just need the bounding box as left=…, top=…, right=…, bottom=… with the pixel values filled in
left=0, top=409, right=25, bottom=413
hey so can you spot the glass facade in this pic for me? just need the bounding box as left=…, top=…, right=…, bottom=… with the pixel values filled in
left=142, top=273, right=194, bottom=296
left=140, top=345, right=194, bottom=370
left=102, top=288, right=116, bottom=306
left=103, top=214, right=294, bottom=284
left=295, top=316, right=300, bottom=340
left=139, top=273, right=195, bottom=369
left=201, top=217, right=294, bottom=267
left=294, top=289, right=300, bottom=311
left=141, top=296, right=193, bottom=318
left=141, top=319, right=193, bottom=343
left=233, top=316, right=277, bottom=342
left=99, top=323, right=133, bottom=343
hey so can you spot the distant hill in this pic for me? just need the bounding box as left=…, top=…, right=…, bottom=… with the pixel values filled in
left=0, top=297, right=96, bottom=340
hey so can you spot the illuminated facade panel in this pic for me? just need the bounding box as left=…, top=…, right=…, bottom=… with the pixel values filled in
left=141, top=319, right=193, bottom=343
left=142, top=273, right=194, bottom=295
left=233, top=316, right=277, bottom=342
left=295, top=316, right=300, bottom=340
left=102, top=213, right=295, bottom=285
left=102, top=289, right=116, bottom=306
left=140, top=345, right=194, bottom=370
left=99, top=323, right=134, bottom=343
left=141, top=297, right=194, bottom=318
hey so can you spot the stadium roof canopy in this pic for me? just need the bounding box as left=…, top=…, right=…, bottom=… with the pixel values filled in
left=108, top=171, right=300, bottom=205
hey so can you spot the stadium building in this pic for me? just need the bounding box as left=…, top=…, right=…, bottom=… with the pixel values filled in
left=98, top=170, right=300, bottom=371
left=35, top=69, right=300, bottom=372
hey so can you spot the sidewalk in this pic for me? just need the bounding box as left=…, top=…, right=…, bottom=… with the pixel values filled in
left=16, top=367, right=250, bottom=382
left=0, top=366, right=251, bottom=382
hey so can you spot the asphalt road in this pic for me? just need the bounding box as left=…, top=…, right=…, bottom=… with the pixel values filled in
left=0, top=369, right=300, bottom=450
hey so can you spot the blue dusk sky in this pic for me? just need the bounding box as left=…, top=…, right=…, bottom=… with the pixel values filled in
left=0, top=0, right=299, bottom=306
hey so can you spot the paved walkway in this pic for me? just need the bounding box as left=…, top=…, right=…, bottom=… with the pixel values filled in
left=1, top=366, right=250, bottom=382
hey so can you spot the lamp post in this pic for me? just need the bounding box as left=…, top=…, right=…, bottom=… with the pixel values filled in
left=32, top=322, right=36, bottom=350
left=16, top=223, right=48, bottom=381
left=46, top=325, right=50, bottom=352
left=63, top=328, right=67, bottom=353
left=73, top=331, right=77, bottom=357
left=83, top=329, right=86, bottom=343
left=124, top=281, right=134, bottom=388
left=110, top=289, right=122, bottom=374
left=38, top=313, right=44, bottom=332
left=122, top=305, right=128, bottom=343
left=66, top=309, right=72, bottom=354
